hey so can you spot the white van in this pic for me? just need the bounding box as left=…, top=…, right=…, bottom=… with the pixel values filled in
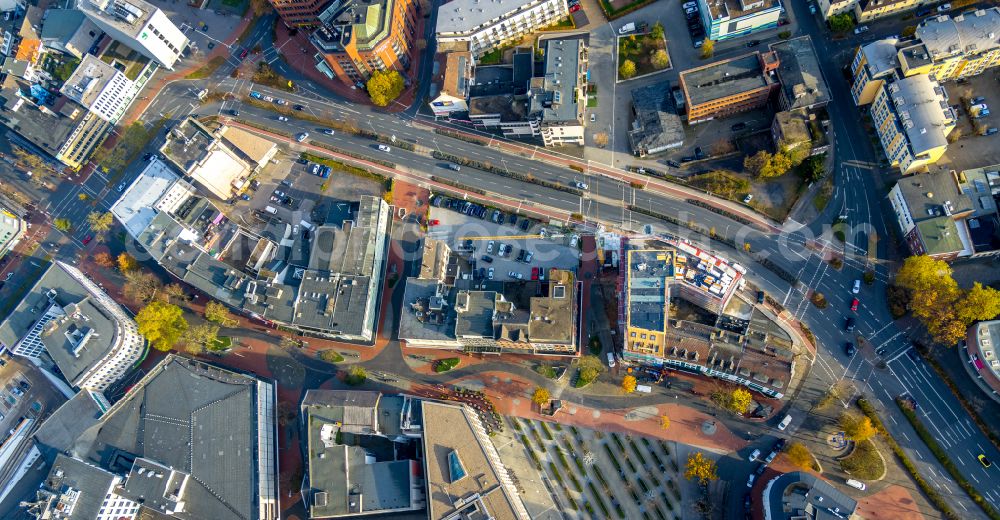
left=635, top=384, right=652, bottom=393
left=846, top=479, right=866, bottom=490
left=264, top=205, right=278, bottom=215
left=606, top=352, right=616, bottom=368
left=777, top=414, right=793, bottom=431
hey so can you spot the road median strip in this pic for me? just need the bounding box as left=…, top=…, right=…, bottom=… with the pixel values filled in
left=430, top=151, right=584, bottom=196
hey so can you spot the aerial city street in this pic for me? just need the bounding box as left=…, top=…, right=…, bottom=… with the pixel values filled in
left=0, top=0, right=998, bottom=518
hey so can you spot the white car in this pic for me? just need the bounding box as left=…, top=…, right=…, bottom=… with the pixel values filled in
left=263, top=95, right=274, bottom=102
left=746, top=474, right=756, bottom=488
left=487, top=240, right=495, bottom=253
left=937, top=3, right=950, bottom=11
left=323, top=129, right=335, bottom=135
left=488, top=267, right=494, bottom=279
left=852, top=279, right=861, bottom=294
left=296, top=132, right=309, bottom=142
left=378, top=144, right=392, bottom=152
left=575, top=181, right=589, bottom=189
left=682, top=1, right=697, bottom=8
left=277, top=116, right=289, bottom=121
left=508, top=271, right=523, bottom=280
left=749, top=449, right=761, bottom=462
left=117, top=183, right=126, bottom=192
left=743, top=194, right=753, bottom=203
left=809, top=3, right=816, bottom=13
left=276, top=99, right=287, bottom=105
left=854, top=25, right=869, bottom=34
left=590, top=113, right=596, bottom=122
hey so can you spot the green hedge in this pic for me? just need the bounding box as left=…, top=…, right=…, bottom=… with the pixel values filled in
left=857, top=399, right=959, bottom=520
left=434, top=128, right=489, bottom=145
left=924, top=356, right=1000, bottom=453
left=894, top=399, right=999, bottom=519
left=629, top=439, right=648, bottom=465
left=588, top=481, right=611, bottom=517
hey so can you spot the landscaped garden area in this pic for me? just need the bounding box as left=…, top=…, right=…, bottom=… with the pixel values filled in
left=434, top=357, right=461, bottom=373
left=617, top=23, right=669, bottom=80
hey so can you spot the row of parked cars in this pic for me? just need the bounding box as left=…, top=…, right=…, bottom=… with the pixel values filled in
left=682, top=1, right=706, bottom=47
left=432, top=195, right=534, bottom=231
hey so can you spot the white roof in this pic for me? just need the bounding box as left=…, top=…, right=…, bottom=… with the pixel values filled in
left=111, top=158, right=181, bottom=237
left=887, top=74, right=954, bottom=155
left=436, top=0, right=548, bottom=36
left=917, top=8, right=1000, bottom=59
left=190, top=149, right=247, bottom=200
left=861, top=38, right=900, bottom=77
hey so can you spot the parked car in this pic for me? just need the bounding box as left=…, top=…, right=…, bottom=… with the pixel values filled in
left=850, top=297, right=859, bottom=312
left=845, top=342, right=857, bottom=356
left=846, top=479, right=867, bottom=490
left=428, top=219, right=440, bottom=226
left=809, top=3, right=816, bottom=13
left=746, top=40, right=760, bottom=47
left=590, top=113, right=596, bottom=122
left=938, top=3, right=951, bottom=12
left=986, top=127, right=999, bottom=136
left=488, top=267, right=494, bottom=279
left=667, top=160, right=681, bottom=168
left=531, top=267, right=540, bottom=280
left=845, top=316, right=855, bottom=332
left=82, top=235, right=93, bottom=245
left=487, top=240, right=495, bottom=253
left=570, top=3, right=580, bottom=12
left=748, top=449, right=761, bottom=462
left=743, top=194, right=754, bottom=203
left=746, top=474, right=756, bottom=488
left=854, top=25, right=869, bottom=34
left=481, top=255, right=493, bottom=263
left=972, top=96, right=986, bottom=104
left=509, top=271, right=523, bottom=280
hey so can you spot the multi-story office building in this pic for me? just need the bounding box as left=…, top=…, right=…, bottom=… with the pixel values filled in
left=29, top=454, right=141, bottom=520
left=870, top=74, right=955, bottom=174
left=0, top=202, right=25, bottom=261
left=679, top=51, right=780, bottom=123
left=59, top=54, right=142, bottom=125
left=269, top=0, right=327, bottom=27
left=697, top=0, right=783, bottom=41
left=310, top=0, right=418, bottom=87
left=77, top=0, right=188, bottom=69
left=435, top=0, right=569, bottom=57
left=0, top=261, right=146, bottom=391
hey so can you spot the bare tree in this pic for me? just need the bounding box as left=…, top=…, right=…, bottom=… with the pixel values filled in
left=594, top=132, right=609, bottom=148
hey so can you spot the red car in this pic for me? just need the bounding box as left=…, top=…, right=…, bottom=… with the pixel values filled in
left=569, top=3, right=581, bottom=11
left=82, top=235, right=93, bottom=245
left=850, top=298, right=859, bottom=312
left=428, top=219, right=440, bottom=226
left=531, top=267, right=539, bottom=280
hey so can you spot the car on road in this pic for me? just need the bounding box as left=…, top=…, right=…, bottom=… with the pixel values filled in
left=143, top=152, right=153, bottom=161
left=749, top=449, right=761, bottom=461
left=82, top=235, right=93, bottom=245
left=777, top=414, right=793, bottom=431
left=250, top=91, right=263, bottom=99
left=574, top=181, right=589, bottom=189
left=850, top=297, right=859, bottom=311
left=448, top=163, right=461, bottom=171
left=746, top=474, right=756, bottom=488
left=230, top=109, right=239, bottom=116
left=694, top=146, right=705, bottom=159
left=845, top=342, right=857, bottom=356
left=809, top=3, right=816, bottom=13
left=4, top=272, right=12, bottom=281
left=682, top=1, right=697, bottom=8
left=757, top=291, right=765, bottom=304
left=976, top=108, right=991, bottom=118
left=746, top=40, right=760, bottom=47
left=845, top=316, right=855, bottom=332
left=488, top=267, right=494, bottom=279
left=852, top=279, right=861, bottom=293
left=378, top=144, right=392, bottom=152
left=263, top=95, right=274, bottom=102
left=854, top=25, right=869, bottom=34
left=487, top=241, right=495, bottom=254
left=296, top=132, right=309, bottom=142
left=117, top=183, right=126, bottom=192
left=938, top=3, right=951, bottom=11
left=986, top=127, right=999, bottom=136
left=277, top=116, right=288, bottom=121
left=731, top=122, right=747, bottom=131
left=978, top=454, right=992, bottom=468
left=846, top=479, right=867, bottom=490
left=570, top=3, right=580, bottom=12
left=239, top=48, right=248, bottom=59
left=275, top=99, right=287, bottom=105
left=667, top=160, right=681, bottom=168
left=875, top=346, right=887, bottom=356
left=294, top=104, right=304, bottom=111
left=774, top=438, right=787, bottom=451
left=428, top=219, right=440, bottom=226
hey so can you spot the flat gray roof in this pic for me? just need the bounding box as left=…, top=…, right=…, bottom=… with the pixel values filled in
left=765, top=472, right=857, bottom=520
left=681, top=53, right=769, bottom=107
left=769, top=36, right=829, bottom=111
left=628, top=81, right=685, bottom=156
left=532, top=39, right=584, bottom=124
left=398, top=278, right=456, bottom=342
left=455, top=290, right=496, bottom=338
left=40, top=454, right=119, bottom=520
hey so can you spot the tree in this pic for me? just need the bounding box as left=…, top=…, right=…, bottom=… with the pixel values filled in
left=712, top=387, right=752, bottom=415
left=531, top=386, right=551, bottom=406
left=684, top=452, right=719, bottom=485
left=650, top=21, right=665, bottom=40
left=78, top=193, right=90, bottom=201
left=12, top=147, right=47, bottom=172
left=53, top=218, right=72, bottom=232
left=87, top=211, right=115, bottom=233
left=117, top=252, right=138, bottom=273
left=954, top=282, right=1000, bottom=327
left=576, top=355, right=605, bottom=386
left=135, top=301, right=188, bottom=351
left=744, top=150, right=772, bottom=178
left=366, top=70, right=404, bottom=107
left=786, top=442, right=815, bottom=470
left=619, top=59, right=637, bottom=79
left=901, top=25, right=916, bottom=38
left=700, top=39, right=714, bottom=59
left=895, top=256, right=966, bottom=344
left=93, top=252, right=115, bottom=268
left=162, top=283, right=187, bottom=303
left=800, top=154, right=826, bottom=182
left=840, top=412, right=878, bottom=442
left=594, top=132, right=609, bottom=148
left=660, top=415, right=670, bottom=430
left=622, top=375, right=637, bottom=393
left=651, top=49, right=670, bottom=70
left=123, top=270, right=163, bottom=304
left=345, top=365, right=367, bottom=386
left=947, top=127, right=962, bottom=143
left=204, top=300, right=236, bottom=326
left=828, top=13, right=855, bottom=33
left=181, top=323, right=219, bottom=354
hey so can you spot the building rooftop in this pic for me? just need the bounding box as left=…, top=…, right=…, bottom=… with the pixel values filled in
left=315, top=0, right=397, bottom=52
left=917, top=8, right=1000, bottom=61
left=40, top=10, right=100, bottom=59
left=898, top=42, right=934, bottom=70
left=531, top=39, right=584, bottom=124
left=680, top=53, right=772, bottom=107
left=895, top=169, right=974, bottom=220
left=0, top=77, right=82, bottom=159
left=422, top=400, right=528, bottom=520
left=77, top=0, right=156, bottom=39
left=455, top=290, right=497, bottom=338
left=218, top=125, right=278, bottom=168
left=110, top=158, right=192, bottom=238
left=436, top=0, right=546, bottom=36
left=704, top=0, right=781, bottom=22
left=885, top=74, right=954, bottom=155
left=0, top=262, right=126, bottom=387
left=308, top=197, right=385, bottom=276
left=627, top=81, right=684, bottom=156
left=627, top=249, right=675, bottom=332
left=37, top=454, right=121, bottom=520
left=161, top=117, right=256, bottom=200
left=918, top=215, right=967, bottom=255
left=442, top=51, right=473, bottom=98
left=528, top=272, right=575, bottom=345
left=774, top=109, right=810, bottom=143
left=59, top=54, right=122, bottom=109
left=769, top=36, right=829, bottom=110
left=971, top=320, right=1000, bottom=382
left=32, top=390, right=106, bottom=459
left=468, top=93, right=531, bottom=122
left=859, top=38, right=901, bottom=78
left=398, top=279, right=457, bottom=342
left=958, top=164, right=1000, bottom=216
left=68, top=354, right=276, bottom=520
left=764, top=472, right=857, bottom=520
left=0, top=202, right=24, bottom=258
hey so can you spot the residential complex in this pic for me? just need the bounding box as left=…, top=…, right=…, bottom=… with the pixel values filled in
left=76, top=0, right=188, bottom=69
left=697, top=0, right=783, bottom=41
left=113, top=155, right=391, bottom=342
left=435, top=0, right=569, bottom=57
left=310, top=0, right=419, bottom=87
left=870, top=74, right=955, bottom=174
left=0, top=261, right=146, bottom=391
left=25, top=355, right=279, bottom=520
left=300, top=390, right=529, bottom=520
left=889, top=166, right=1000, bottom=260
left=912, top=9, right=1000, bottom=80
left=679, top=51, right=780, bottom=123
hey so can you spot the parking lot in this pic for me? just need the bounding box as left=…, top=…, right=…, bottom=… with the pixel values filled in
left=938, top=73, right=1000, bottom=173
left=0, top=355, right=66, bottom=436
left=426, top=196, right=581, bottom=282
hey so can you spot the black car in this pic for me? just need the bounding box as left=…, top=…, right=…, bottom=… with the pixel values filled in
left=481, top=255, right=494, bottom=263
left=774, top=438, right=787, bottom=451
left=845, top=316, right=855, bottom=332
left=756, top=291, right=765, bottom=304
left=875, top=346, right=886, bottom=356
left=294, top=104, right=305, bottom=111
left=694, top=146, right=705, bottom=159
left=681, top=156, right=696, bottom=163
left=519, top=219, right=531, bottom=231
left=746, top=40, right=761, bottom=47
left=845, top=342, right=857, bottom=356
left=731, top=122, right=747, bottom=131
left=667, top=160, right=681, bottom=168
left=508, top=214, right=518, bottom=225
left=754, top=464, right=766, bottom=475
